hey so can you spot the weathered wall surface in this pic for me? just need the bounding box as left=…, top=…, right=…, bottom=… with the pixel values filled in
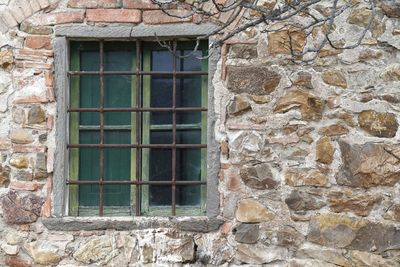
left=0, top=0, right=400, bottom=266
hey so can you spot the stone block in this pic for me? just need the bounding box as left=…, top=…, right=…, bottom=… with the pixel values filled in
left=0, top=191, right=44, bottom=224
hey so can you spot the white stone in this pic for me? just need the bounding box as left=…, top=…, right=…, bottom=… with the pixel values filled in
left=1, top=242, right=19, bottom=255
left=236, top=244, right=288, bottom=264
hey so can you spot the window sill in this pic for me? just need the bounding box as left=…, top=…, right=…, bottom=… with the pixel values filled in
left=42, top=216, right=223, bottom=233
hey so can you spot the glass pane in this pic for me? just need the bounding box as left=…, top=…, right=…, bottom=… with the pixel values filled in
left=176, top=130, right=201, bottom=144
left=179, top=50, right=202, bottom=71
left=104, top=184, right=131, bottom=207
left=152, top=50, right=173, bottom=71
left=149, top=185, right=171, bottom=207
left=80, top=75, right=100, bottom=108
left=150, top=111, right=172, bottom=126
left=104, top=42, right=135, bottom=71
left=80, top=112, right=100, bottom=126
left=150, top=77, right=172, bottom=108
left=79, top=130, right=100, bottom=144
left=150, top=130, right=172, bottom=144
left=176, top=111, right=201, bottom=125
left=176, top=148, right=202, bottom=180
left=176, top=76, right=202, bottom=107
left=81, top=49, right=100, bottom=71
left=78, top=146, right=100, bottom=207
left=177, top=185, right=201, bottom=206
left=146, top=148, right=172, bottom=181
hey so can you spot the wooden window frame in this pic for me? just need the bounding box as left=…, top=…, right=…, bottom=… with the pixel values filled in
left=67, top=40, right=209, bottom=217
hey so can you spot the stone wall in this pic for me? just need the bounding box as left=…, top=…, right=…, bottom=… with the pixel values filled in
left=0, top=0, right=400, bottom=266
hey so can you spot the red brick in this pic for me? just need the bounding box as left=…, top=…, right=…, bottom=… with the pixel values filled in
left=25, top=36, right=52, bottom=50
left=9, top=181, right=42, bottom=191
left=55, top=11, right=85, bottom=24
left=123, top=0, right=159, bottom=9
left=68, top=0, right=122, bottom=8
left=17, top=48, right=53, bottom=57
left=44, top=71, right=53, bottom=87
left=15, top=61, right=52, bottom=70
left=143, top=10, right=191, bottom=24
left=12, top=145, right=47, bottom=153
left=86, top=9, right=141, bottom=23
left=220, top=140, right=229, bottom=155
left=13, top=95, right=49, bottom=104
left=5, top=256, right=32, bottom=267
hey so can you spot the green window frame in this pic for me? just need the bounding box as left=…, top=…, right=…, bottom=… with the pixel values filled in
left=68, top=40, right=208, bottom=217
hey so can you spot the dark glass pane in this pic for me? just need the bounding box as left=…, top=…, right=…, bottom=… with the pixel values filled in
left=104, top=185, right=130, bottom=206
left=79, top=130, right=100, bottom=144
left=150, top=77, right=172, bottom=107
left=150, top=112, right=172, bottom=125
left=176, top=148, right=201, bottom=181
left=78, top=145, right=100, bottom=207
left=179, top=50, right=202, bottom=71
left=176, top=76, right=202, bottom=107
left=152, top=50, right=173, bottom=71
left=150, top=131, right=172, bottom=144
left=104, top=42, right=135, bottom=71
left=149, top=185, right=171, bottom=207
left=104, top=75, right=132, bottom=125
left=147, top=148, right=172, bottom=181
left=176, top=111, right=201, bottom=125
left=80, top=75, right=100, bottom=108
left=177, top=185, right=201, bottom=206
left=80, top=49, right=100, bottom=71
left=176, top=130, right=201, bottom=144
left=80, top=112, right=100, bottom=126
left=104, top=130, right=131, bottom=144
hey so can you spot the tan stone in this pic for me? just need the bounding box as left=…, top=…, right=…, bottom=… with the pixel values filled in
left=228, top=95, right=251, bottom=115
left=328, top=190, right=381, bottom=216
left=348, top=8, right=386, bottom=38
left=359, top=49, right=383, bottom=61
left=10, top=129, right=33, bottom=144
left=337, top=141, right=400, bottom=188
left=316, top=136, right=334, bottom=165
left=296, top=247, right=351, bottom=267
left=25, top=241, right=61, bottom=266
left=285, top=168, right=328, bottom=187
left=319, top=124, right=349, bottom=136
left=27, top=106, right=46, bottom=124
left=358, top=110, right=398, bottom=138
left=0, top=49, right=13, bottom=69
left=73, top=236, right=114, bottom=264
left=382, top=1, right=400, bottom=18
left=382, top=63, right=400, bottom=81
left=236, top=199, right=274, bottom=223
left=268, top=29, right=306, bottom=55
left=0, top=164, right=10, bottom=186
left=308, top=213, right=366, bottom=248
left=10, top=157, right=29, bottom=169
left=321, top=70, right=347, bottom=89
left=292, top=71, right=313, bottom=89
left=274, top=90, right=324, bottom=121
left=350, top=251, right=399, bottom=267
left=384, top=204, right=400, bottom=222
left=250, top=95, right=271, bottom=104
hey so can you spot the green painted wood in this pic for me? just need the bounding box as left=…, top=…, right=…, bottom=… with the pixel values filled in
left=69, top=42, right=80, bottom=216
left=141, top=46, right=151, bottom=215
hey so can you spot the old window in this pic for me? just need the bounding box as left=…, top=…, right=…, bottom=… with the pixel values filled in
left=67, top=40, right=208, bottom=216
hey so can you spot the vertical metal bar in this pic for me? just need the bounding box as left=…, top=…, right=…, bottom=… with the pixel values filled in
left=99, top=41, right=105, bottom=216
left=172, top=41, right=177, bottom=216
left=135, top=40, right=142, bottom=216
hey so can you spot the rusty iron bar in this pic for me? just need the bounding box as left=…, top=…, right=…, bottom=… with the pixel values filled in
left=67, top=107, right=207, bottom=113
left=99, top=41, right=105, bottom=216
left=67, top=70, right=208, bottom=76
left=172, top=40, right=177, bottom=216
left=67, top=180, right=206, bottom=185
left=68, top=144, right=206, bottom=149
left=135, top=40, right=142, bottom=216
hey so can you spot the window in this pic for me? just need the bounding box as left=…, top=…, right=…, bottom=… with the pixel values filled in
left=67, top=40, right=208, bottom=216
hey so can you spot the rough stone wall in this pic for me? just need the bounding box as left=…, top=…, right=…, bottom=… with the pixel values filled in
left=0, top=0, right=400, bottom=266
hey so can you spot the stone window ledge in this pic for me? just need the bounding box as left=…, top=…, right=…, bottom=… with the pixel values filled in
left=42, top=217, right=223, bottom=232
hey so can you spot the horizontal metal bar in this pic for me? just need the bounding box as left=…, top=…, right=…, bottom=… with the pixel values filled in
left=67, top=180, right=206, bottom=185
left=80, top=125, right=131, bottom=131
left=68, top=70, right=208, bottom=76
left=68, top=107, right=207, bottom=113
left=67, top=143, right=207, bottom=149
left=150, top=124, right=201, bottom=131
